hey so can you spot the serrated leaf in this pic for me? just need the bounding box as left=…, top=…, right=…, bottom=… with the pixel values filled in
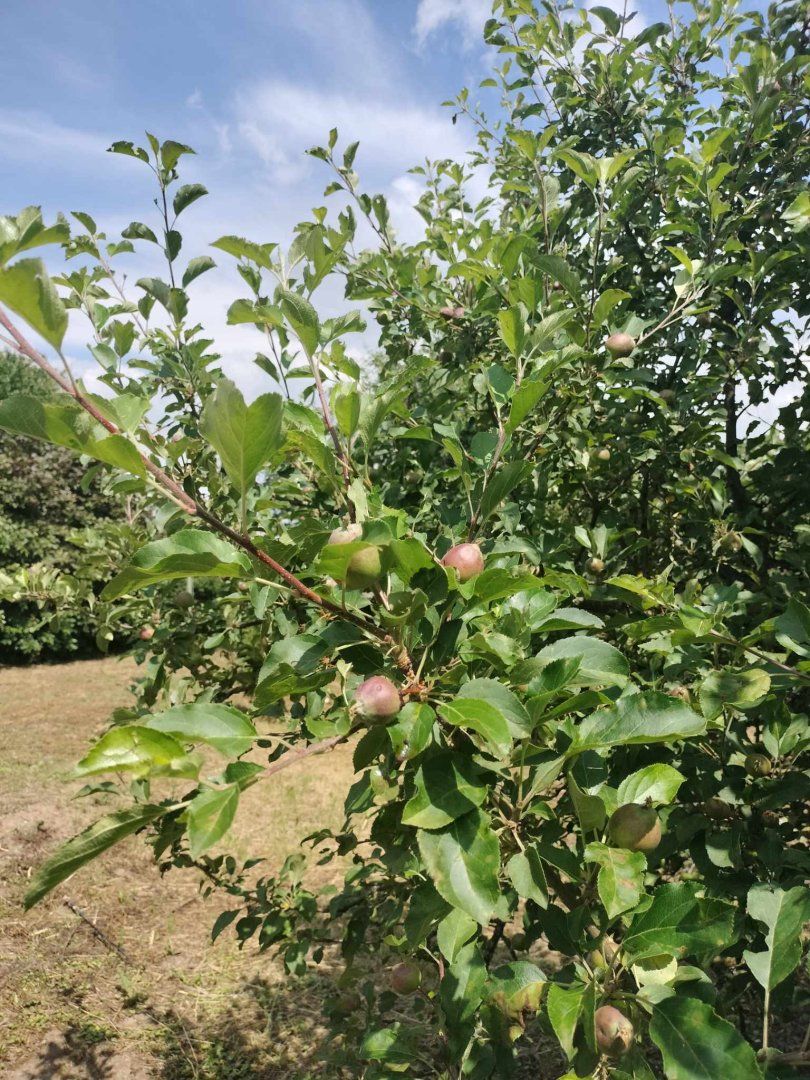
left=650, top=996, right=762, bottom=1080
left=74, top=726, right=196, bottom=779
left=278, top=288, right=320, bottom=356
left=200, top=378, right=283, bottom=496
left=623, top=883, right=738, bottom=962
left=436, top=908, right=478, bottom=962
left=182, top=255, right=215, bottom=287
left=546, top=983, right=585, bottom=1060
left=507, top=847, right=548, bottom=907
left=438, top=698, right=512, bottom=759
left=574, top=693, right=705, bottom=752
left=24, top=804, right=165, bottom=909
left=0, top=257, right=67, bottom=347
left=143, top=703, right=257, bottom=757
left=699, top=669, right=771, bottom=720
left=617, top=764, right=686, bottom=807
left=584, top=842, right=646, bottom=918
left=457, top=679, right=532, bottom=738
left=402, top=750, right=486, bottom=830
left=418, top=808, right=501, bottom=925
left=101, top=529, right=251, bottom=599
left=743, top=884, right=810, bottom=991
left=187, top=785, right=239, bottom=859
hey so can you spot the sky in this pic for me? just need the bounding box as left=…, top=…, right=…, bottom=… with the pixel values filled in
left=1, top=0, right=789, bottom=428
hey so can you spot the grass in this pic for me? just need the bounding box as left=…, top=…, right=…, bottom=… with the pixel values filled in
left=0, top=655, right=357, bottom=1079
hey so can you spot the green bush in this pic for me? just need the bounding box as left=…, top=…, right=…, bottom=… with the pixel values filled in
left=0, top=352, right=116, bottom=661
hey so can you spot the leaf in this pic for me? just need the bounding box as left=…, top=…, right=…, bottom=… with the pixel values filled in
left=592, top=288, right=630, bottom=326
left=617, top=764, right=686, bottom=807
left=498, top=306, right=525, bottom=356
left=649, top=996, right=763, bottom=1080
left=782, top=191, right=810, bottom=233
left=24, top=804, right=165, bottom=908
left=0, top=257, right=67, bottom=347
left=211, top=234, right=277, bottom=270
left=532, top=636, right=629, bottom=689
left=173, top=183, right=208, bottom=216
left=623, top=883, right=738, bottom=962
left=436, top=908, right=478, bottom=962
left=743, top=884, right=810, bottom=991
left=507, top=847, right=548, bottom=907
left=457, top=679, right=532, bottom=738
left=441, top=941, right=488, bottom=1026
left=200, top=378, right=283, bottom=496
left=699, top=669, right=771, bottom=720
left=402, top=750, right=487, bottom=830
left=74, top=726, right=196, bottom=779
left=574, top=692, right=706, bottom=752
left=438, top=698, right=512, bottom=759
left=418, top=808, right=501, bottom=925
left=101, top=529, right=251, bottom=600
left=278, top=288, right=320, bottom=356
left=143, top=703, right=257, bottom=757
left=182, top=255, right=215, bottom=288
left=584, top=842, right=646, bottom=918
left=487, top=961, right=546, bottom=1016
left=361, top=1024, right=419, bottom=1065
left=187, top=785, right=239, bottom=859
left=546, top=983, right=585, bottom=1060
left=478, top=460, right=532, bottom=522
left=507, top=375, right=549, bottom=431
left=774, top=598, right=810, bottom=657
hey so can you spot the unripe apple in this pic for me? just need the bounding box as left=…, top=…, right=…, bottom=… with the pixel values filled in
left=139, top=626, right=155, bottom=641
left=609, top=803, right=661, bottom=852
left=237, top=581, right=249, bottom=592
left=328, top=524, right=382, bottom=590
left=596, top=447, right=611, bottom=462
left=668, top=685, right=690, bottom=702
left=702, top=797, right=735, bottom=821
left=659, top=388, right=676, bottom=404
left=174, top=588, right=194, bottom=609
left=586, top=557, right=605, bottom=575
left=390, top=961, right=421, bottom=995
left=594, top=1005, right=634, bottom=1057
left=720, top=531, right=742, bottom=553
left=587, top=935, right=618, bottom=971
left=441, top=542, right=484, bottom=582
left=331, top=989, right=361, bottom=1017
left=744, top=753, right=772, bottom=777
left=510, top=932, right=527, bottom=951
left=354, top=676, right=401, bottom=723
left=605, top=332, right=635, bottom=358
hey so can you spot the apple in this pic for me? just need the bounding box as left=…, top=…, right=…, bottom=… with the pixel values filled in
left=441, top=542, right=484, bottom=582
left=328, top=524, right=382, bottom=590
left=667, top=685, right=690, bottom=702
left=702, top=797, right=735, bottom=820
left=586, top=557, right=606, bottom=575
left=744, top=753, right=772, bottom=777
left=139, top=626, right=155, bottom=641
left=594, top=1005, right=634, bottom=1056
left=390, top=961, right=421, bottom=995
left=596, top=447, right=611, bottom=462
left=659, top=388, right=676, bottom=404
left=605, top=332, right=635, bottom=358
left=609, top=803, right=661, bottom=852
left=174, top=588, right=194, bottom=609
left=354, top=676, right=401, bottom=723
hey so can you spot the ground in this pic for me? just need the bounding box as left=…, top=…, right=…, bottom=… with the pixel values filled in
left=0, top=655, right=358, bottom=1079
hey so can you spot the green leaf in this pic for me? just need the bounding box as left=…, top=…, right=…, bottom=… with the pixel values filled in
left=457, top=678, right=532, bottom=738
left=743, top=884, right=810, bottom=991
left=699, top=669, right=771, bottom=720
left=24, top=804, right=165, bottom=909
left=546, top=982, right=585, bottom=1060
left=487, top=960, right=546, bottom=1016
left=388, top=538, right=435, bottom=583
left=507, top=375, right=550, bottom=431
left=584, top=842, right=646, bottom=918
left=782, top=191, right=810, bottom=233
left=160, top=140, right=195, bottom=171
left=592, top=288, right=631, bottom=326
left=436, top=908, right=478, bottom=962
left=649, top=996, right=763, bottom=1080
left=182, top=255, right=215, bottom=288
left=361, top=1024, right=419, bottom=1065
left=774, top=598, right=810, bottom=657
left=187, top=785, right=239, bottom=859
left=0, top=257, right=67, bottom=347
left=532, top=636, right=629, bottom=689
left=623, top=883, right=738, bottom=962
left=199, top=378, right=283, bottom=496
left=211, top=234, right=277, bottom=270
left=143, top=703, right=257, bottom=757
left=441, top=941, right=488, bottom=1026
left=278, top=288, right=320, bottom=356
left=574, top=693, right=706, bottom=752
left=418, top=808, right=501, bottom=925
left=173, top=183, right=208, bottom=216
left=478, top=460, right=532, bottom=522
left=617, top=764, right=686, bottom=807
left=498, top=306, right=526, bottom=356
left=101, top=529, right=251, bottom=600
left=402, top=750, right=487, bottom=830
left=507, top=847, right=548, bottom=907
left=74, top=726, right=196, bottom=779
left=438, top=698, right=512, bottom=759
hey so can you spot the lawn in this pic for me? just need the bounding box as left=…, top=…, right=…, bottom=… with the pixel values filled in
left=0, top=655, right=358, bottom=1079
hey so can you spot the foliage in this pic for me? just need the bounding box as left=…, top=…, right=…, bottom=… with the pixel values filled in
left=2, top=1, right=809, bottom=1076
left=0, top=351, right=118, bottom=661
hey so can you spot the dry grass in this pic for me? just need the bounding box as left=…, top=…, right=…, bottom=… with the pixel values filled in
left=0, top=656, right=357, bottom=1079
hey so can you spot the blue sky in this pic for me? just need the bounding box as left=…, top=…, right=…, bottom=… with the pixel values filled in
left=1, top=0, right=780, bottom=414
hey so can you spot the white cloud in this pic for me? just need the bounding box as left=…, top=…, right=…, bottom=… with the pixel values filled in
left=415, top=0, right=492, bottom=48
left=0, top=109, right=112, bottom=167
left=231, top=79, right=472, bottom=185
